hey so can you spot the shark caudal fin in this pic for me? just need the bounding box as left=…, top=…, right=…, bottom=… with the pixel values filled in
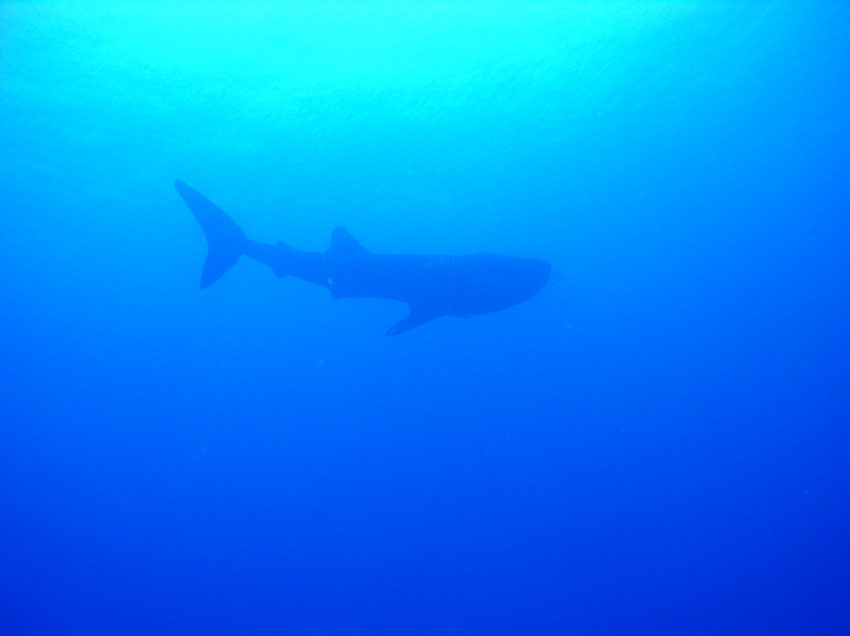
left=175, top=180, right=247, bottom=288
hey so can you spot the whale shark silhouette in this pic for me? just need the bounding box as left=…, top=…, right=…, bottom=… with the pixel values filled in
left=175, top=180, right=550, bottom=335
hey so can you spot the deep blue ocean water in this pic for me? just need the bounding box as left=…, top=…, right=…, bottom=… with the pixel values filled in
left=2, top=2, right=849, bottom=634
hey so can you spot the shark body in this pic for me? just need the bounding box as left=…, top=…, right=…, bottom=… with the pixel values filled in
left=175, top=180, right=550, bottom=335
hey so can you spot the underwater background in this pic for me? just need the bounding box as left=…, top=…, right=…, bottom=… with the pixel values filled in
left=1, top=2, right=848, bottom=634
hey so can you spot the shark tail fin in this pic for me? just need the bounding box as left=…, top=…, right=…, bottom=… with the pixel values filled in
left=175, top=180, right=247, bottom=289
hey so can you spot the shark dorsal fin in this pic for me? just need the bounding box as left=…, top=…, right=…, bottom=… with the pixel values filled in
left=328, top=227, right=369, bottom=255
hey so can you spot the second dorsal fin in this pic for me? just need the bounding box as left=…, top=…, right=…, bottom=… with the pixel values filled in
left=327, top=227, right=369, bottom=255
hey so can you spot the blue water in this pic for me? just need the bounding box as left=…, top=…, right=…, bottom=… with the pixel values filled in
left=2, top=2, right=849, bottom=634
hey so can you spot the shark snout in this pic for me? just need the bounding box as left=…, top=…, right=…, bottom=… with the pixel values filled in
left=529, top=258, right=552, bottom=294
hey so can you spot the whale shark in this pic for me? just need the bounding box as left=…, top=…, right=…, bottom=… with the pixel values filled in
left=175, top=180, right=550, bottom=335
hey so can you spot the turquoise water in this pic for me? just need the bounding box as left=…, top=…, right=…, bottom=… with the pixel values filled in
left=2, top=2, right=849, bottom=634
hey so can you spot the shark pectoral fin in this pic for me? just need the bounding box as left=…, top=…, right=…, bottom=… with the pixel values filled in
left=386, top=306, right=440, bottom=336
